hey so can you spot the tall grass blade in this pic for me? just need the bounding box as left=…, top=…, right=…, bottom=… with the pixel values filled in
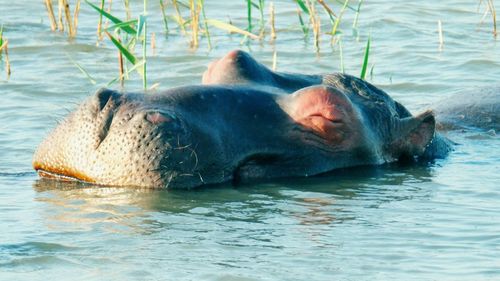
left=0, top=25, right=3, bottom=52
left=333, top=0, right=356, bottom=11
left=106, top=19, right=138, bottom=33
left=141, top=16, right=147, bottom=89
left=258, top=0, right=265, bottom=31
left=97, top=0, right=104, bottom=36
left=199, top=0, right=212, bottom=49
left=331, top=0, right=349, bottom=43
left=206, top=19, right=259, bottom=39
left=272, top=50, right=277, bottom=71
left=172, top=0, right=187, bottom=34
left=360, top=35, right=370, bottom=80
left=339, top=37, right=344, bottom=73
left=141, top=0, right=147, bottom=90
left=124, top=0, right=131, bottom=20
left=85, top=0, right=137, bottom=35
left=3, top=40, right=10, bottom=79
left=67, top=55, right=97, bottom=85
left=107, top=60, right=145, bottom=86
left=270, top=2, right=276, bottom=40
left=297, top=9, right=309, bottom=36
left=159, top=0, right=169, bottom=33
left=0, top=40, right=5, bottom=59
left=105, top=31, right=137, bottom=64
left=137, top=14, right=146, bottom=37
left=73, top=0, right=81, bottom=34
left=295, top=0, right=309, bottom=14
left=247, top=0, right=252, bottom=32
left=487, top=0, right=497, bottom=37
left=352, top=0, right=363, bottom=29
left=317, top=0, right=337, bottom=19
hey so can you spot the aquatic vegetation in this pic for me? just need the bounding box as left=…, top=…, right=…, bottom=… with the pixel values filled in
left=359, top=35, right=370, bottom=80
left=438, top=20, right=444, bottom=50
left=37, top=0, right=490, bottom=86
left=44, top=0, right=80, bottom=37
left=0, top=25, right=11, bottom=79
left=487, top=0, right=497, bottom=37
left=42, top=0, right=372, bottom=85
left=48, top=1, right=366, bottom=50
left=85, top=0, right=148, bottom=89
left=479, top=0, right=497, bottom=37
left=269, top=2, right=276, bottom=40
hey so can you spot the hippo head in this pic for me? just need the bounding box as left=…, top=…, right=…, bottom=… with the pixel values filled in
left=33, top=77, right=436, bottom=189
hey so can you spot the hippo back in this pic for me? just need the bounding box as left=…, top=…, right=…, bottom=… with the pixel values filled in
left=434, top=88, right=500, bottom=132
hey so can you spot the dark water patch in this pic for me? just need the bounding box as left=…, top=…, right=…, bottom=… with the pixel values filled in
left=0, top=172, right=36, bottom=177
left=0, top=241, right=79, bottom=256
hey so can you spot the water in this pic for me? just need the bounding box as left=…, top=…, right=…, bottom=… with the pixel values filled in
left=1, top=0, right=499, bottom=280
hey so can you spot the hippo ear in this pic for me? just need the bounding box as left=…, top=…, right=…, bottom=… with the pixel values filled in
left=391, top=110, right=436, bottom=159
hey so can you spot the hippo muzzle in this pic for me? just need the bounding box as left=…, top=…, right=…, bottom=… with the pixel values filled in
left=33, top=89, right=200, bottom=188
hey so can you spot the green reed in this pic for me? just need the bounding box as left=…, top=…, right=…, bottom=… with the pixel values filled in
left=159, top=0, right=169, bottom=34
left=359, top=35, right=370, bottom=80
left=199, top=0, right=212, bottom=49
left=0, top=25, right=11, bottom=79
left=48, top=0, right=384, bottom=84
left=85, top=0, right=148, bottom=88
left=0, top=25, right=3, bottom=58
left=247, top=0, right=252, bottom=32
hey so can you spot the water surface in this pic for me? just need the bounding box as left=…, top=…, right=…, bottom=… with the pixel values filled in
left=1, top=0, right=499, bottom=280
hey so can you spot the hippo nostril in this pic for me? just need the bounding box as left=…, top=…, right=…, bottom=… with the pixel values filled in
left=94, top=88, right=117, bottom=111
left=146, top=112, right=173, bottom=124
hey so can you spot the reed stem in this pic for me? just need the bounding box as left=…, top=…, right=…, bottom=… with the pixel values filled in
left=62, top=0, right=74, bottom=36
left=272, top=49, right=277, bottom=71
left=247, top=0, right=252, bottom=32
left=118, top=37, right=124, bottom=86
left=487, top=0, right=497, bottom=37
left=45, top=0, right=57, bottom=31
left=159, top=0, right=169, bottom=34
left=97, top=0, right=105, bottom=38
left=142, top=0, right=147, bottom=90
left=58, top=0, right=64, bottom=31
left=172, top=0, right=186, bottom=35
left=199, top=0, right=212, bottom=49
left=1, top=39, right=11, bottom=79
left=438, top=20, right=444, bottom=49
left=73, top=0, right=81, bottom=35
left=270, top=2, right=276, bottom=40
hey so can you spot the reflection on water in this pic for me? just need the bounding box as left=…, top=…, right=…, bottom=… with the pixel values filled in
left=31, top=164, right=434, bottom=234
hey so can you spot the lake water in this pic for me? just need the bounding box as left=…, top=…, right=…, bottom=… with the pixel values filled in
left=1, top=0, right=499, bottom=280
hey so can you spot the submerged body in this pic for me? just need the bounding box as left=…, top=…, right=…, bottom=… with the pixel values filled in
left=33, top=50, right=497, bottom=188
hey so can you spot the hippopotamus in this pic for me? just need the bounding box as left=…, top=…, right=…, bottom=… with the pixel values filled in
left=33, top=50, right=497, bottom=188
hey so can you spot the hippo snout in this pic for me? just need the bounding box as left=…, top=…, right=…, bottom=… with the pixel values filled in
left=33, top=89, right=202, bottom=188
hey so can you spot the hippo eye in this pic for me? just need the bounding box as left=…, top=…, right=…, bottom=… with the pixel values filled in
left=146, top=111, right=175, bottom=125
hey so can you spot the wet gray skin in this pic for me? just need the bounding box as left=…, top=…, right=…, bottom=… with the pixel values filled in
left=433, top=87, right=500, bottom=132
left=34, top=50, right=473, bottom=189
